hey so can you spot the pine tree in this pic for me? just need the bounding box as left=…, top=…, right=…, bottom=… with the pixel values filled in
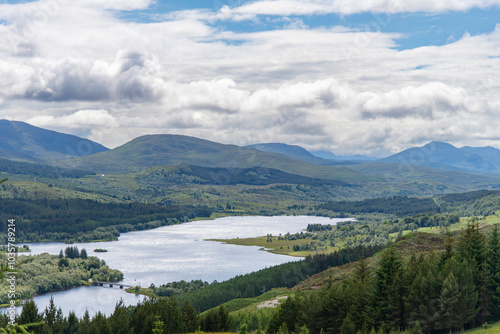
left=488, top=224, right=500, bottom=321
left=65, top=311, right=79, bottom=334
left=182, top=300, right=199, bottom=333
left=340, top=313, right=356, bottom=334
left=18, top=299, right=40, bottom=324
left=92, top=311, right=112, bottom=334
left=79, top=310, right=91, bottom=334
left=369, top=248, right=404, bottom=332
left=109, top=300, right=132, bottom=334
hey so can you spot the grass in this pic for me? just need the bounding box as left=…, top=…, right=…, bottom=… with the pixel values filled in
left=465, top=321, right=500, bottom=333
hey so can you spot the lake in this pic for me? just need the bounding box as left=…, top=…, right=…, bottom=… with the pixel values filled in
left=14, top=215, right=347, bottom=317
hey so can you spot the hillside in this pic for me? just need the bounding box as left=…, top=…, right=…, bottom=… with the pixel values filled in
left=73, top=134, right=367, bottom=182
left=0, top=120, right=109, bottom=163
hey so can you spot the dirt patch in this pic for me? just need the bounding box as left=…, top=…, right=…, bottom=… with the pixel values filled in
left=256, top=296, right=288, bottom=309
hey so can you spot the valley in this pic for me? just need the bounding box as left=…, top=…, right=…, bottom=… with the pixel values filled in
left=0, top=120, right=500, bottom=333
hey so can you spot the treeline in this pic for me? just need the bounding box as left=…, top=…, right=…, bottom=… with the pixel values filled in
left=4, top=296, right=224, bottom=334
left=265, top=223, right=500, bottom=334
left=60, top=246, right=88, bottom=259
left=306, top=224, right=333, bottom=232
left=0, top=198, right=211, bottom=242
left=152, top=280, right=210, bottom=297
left=318, top=196, right=440, bottom=216
left=0, top=158, right=94, bottom=178
left=438, top=190, right=500, bottom=217
left=175, top=243, right=385, bottom=312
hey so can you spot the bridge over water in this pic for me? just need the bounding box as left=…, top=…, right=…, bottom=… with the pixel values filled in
left=92, top=281, right=137, bottom=289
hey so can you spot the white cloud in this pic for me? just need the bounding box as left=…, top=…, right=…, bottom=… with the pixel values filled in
left=0, top=0, right=499, bottom=155
left=27, top=109, right=119, bottom=129
left=228, top=0, right=500, bottom=17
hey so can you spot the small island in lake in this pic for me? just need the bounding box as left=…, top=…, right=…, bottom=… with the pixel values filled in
left=94, top=248, right=108, bottom=252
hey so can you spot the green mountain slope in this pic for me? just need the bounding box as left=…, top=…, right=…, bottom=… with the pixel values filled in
left=0, top=119, right=109, bottom=162
left=74, top=134, right=368, bottom=182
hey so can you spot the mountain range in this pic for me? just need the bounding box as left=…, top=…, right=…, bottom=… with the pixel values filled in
left=379, top=141, right=500, bottom=174
left=1, top=119, right=500, bottom=189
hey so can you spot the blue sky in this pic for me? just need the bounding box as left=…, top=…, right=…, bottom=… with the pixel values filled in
left=120, top=3, right=500, bottom=50
left=0, top=0, right=499, bottom=155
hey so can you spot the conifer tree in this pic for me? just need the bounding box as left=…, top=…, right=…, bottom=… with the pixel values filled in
left=18, top=299, right=40, bottom=325
left=109, top=300, right=132, bottom=334
left=369, top=248, right=404, bottom=332
left=181, top=300, right=199, bottom=333
left=488, top=224, right=500, bottom=321
left=92, top=311, right=112, bottom=334
left=65, top=311, right=79, bottom=334
left=79, top=310, right=91, bottom=334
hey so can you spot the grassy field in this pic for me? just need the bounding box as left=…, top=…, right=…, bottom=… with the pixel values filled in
left=465, top=321, right=500, bottom=333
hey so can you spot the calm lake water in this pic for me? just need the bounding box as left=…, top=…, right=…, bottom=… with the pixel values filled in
left=13, top=215, right=347, bottom=317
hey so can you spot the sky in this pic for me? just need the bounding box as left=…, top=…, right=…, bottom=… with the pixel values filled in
left=0, top=0, right=499, bottom=156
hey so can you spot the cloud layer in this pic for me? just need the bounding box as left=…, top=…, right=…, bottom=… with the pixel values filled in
left=0, top=0, right=499, bottom=156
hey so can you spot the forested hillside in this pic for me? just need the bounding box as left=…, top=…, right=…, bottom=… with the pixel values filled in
left=0, top=198, right=211, bottom=242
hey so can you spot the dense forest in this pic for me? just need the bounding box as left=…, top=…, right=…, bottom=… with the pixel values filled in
left=318, top=196, right=440, bottom=217
left=0, top=158, right=95, bottom=178
left=5, top=224, right=499, bottom=334
left=0, top=198, right=211, bottom=242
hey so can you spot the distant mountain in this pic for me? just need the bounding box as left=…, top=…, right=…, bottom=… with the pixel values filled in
left=0, top=120, right=109, bottom=163
left=246, top=143, right=359, bottom=166
left=75, top=134, right=366, bottom=182
left=247, top=143, right=316, bottom=161
left=379, top=141, right=500, bottom=174
left=312, top=150, right=378, bottom=162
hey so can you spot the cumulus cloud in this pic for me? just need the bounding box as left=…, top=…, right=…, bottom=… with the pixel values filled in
left=0, top=0, right=499, bottom=155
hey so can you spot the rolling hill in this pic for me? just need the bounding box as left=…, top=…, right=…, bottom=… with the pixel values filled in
left=0, top=119, right=109, bottom=163
left=73, top=134, right=368, bottom=182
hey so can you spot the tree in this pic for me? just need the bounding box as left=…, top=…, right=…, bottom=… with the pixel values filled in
left=181, top=300, right=199, bottom=333
left=65, top=311, right=80, bottom=334
left=152, top=316, right=165, bottom=334
left=79, top=310, right=91, bottom=334
left=369, top=248, right=404, bottom=332
left=488, top=224, right=500, bottom=321
left=80, top=249, right=88, bottom=259
left=91, top=312, right=112, bottom=334
left=109, top=300, right=132, bottom=334
left=18, top=299, right=40, bottom=325
left=340, top=313, right=355, bottom=334
left=437, top=265, right=478, bottom=333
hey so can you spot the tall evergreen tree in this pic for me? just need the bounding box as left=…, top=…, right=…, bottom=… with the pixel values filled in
left=488, top=224, right=500, bottom=321
left=109, top=300, right=132, bottom=334
left=181, top=300, right=199, bottom=333
left=91, top=312, right=112, bottom=334
left=369, top=248, right=404, bottom=332
left=18, top=299, right=41, bottom=324
left=65, top=311, right=79, bottom=334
